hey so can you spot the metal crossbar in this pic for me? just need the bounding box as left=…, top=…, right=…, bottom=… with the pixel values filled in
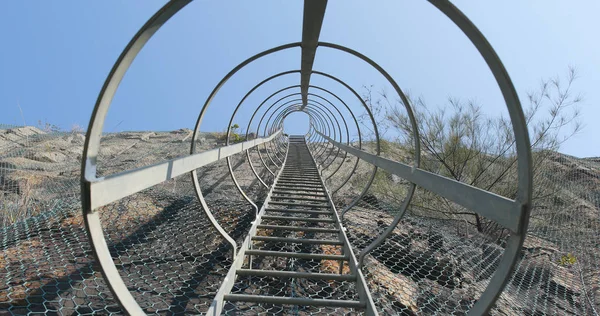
left=315, top=131, right=525, bottom=233
left=87, top=130, right=282, bottom=210
left=0, top=1, right=546, bottom=315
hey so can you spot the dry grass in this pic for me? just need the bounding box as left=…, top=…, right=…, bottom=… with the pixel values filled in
left=1, top=170, right=54, bottom=227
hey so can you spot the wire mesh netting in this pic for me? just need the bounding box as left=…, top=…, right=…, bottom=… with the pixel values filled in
left=5, top=0, right=600, bottom=314
left=1, top=111, right=599, bottom=315
left=0, top=125, right=277, bottom=314
left=313, top=136, right=600, bottom=315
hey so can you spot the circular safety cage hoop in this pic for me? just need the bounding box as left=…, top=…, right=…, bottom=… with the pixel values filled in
left=75, top=1, right=533, bottom=315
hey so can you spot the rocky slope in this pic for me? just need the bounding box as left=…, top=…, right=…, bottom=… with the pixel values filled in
left=1, top=126, right=598, bottom=315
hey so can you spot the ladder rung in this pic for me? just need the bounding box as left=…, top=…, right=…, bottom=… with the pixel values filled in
left=278, top=178, right=321, bottom=182
left=284, top=165, right=315, bottom=167
left=278, top=180, right=321, bottom=185
left=272, top=189, right=325, bottom=194
left=280, top=174, right=319, bottom=178
left=284, top=164, right=315, bottom=166
left=223, top=295, right=364, bottom=308
left=257, top=225, right=338, bottom=233
left=281, top=168, right=319, bottom=175
left=275, top=185, right=324, bottom=190
left=272, top=191, right=326, bottom=197
left=265, top=208, right=331, bottom=215
left=283, top=169, right=318, bottom=172
left=273, top=186, right=323, bottom=191
left=245, top=250, right=348, bottom=260
left=262, top=215, right=335, bottom=223
left=236, top=269, right=355, bottom=281
left=277, top=183, right=323, bottom=188
left=252, top=236, right=343, bottom=245
left=277, top=182, right=322, bottom=187
left=271, top=196, right=329, bottom=202
left=268, top=201, right=330, bottom=208
left=280, top=174, right=319, bottom=177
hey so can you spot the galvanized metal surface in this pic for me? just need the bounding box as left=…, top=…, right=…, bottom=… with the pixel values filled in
left=0, top=1, right=551, bottom=315
left=300, top=1, right=328, bottom=108
left=316, top=131, right=523, bottom=233
left=89, top=130, right=282, bottom=211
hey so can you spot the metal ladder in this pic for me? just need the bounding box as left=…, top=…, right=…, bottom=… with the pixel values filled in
left=210, top=135, right=377, bottom=315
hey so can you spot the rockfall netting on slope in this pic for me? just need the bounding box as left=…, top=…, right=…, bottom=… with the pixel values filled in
left=0, top=125, right=276, bottom=314
left=312, top=139, right=600, bottom=315
left=3, top=1, right=600, bottom=314
left=2, top=124, right=598, bottom=315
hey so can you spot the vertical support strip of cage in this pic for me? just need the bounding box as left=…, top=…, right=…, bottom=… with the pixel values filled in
left=299, top=0, right=328, bottom=109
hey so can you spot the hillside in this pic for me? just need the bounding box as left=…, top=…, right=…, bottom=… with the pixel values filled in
left=1, top=126, right=598, bottom=315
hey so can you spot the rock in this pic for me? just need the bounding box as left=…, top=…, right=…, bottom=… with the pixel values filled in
left=65, top=146, right=83, bottom=159
left=140, top=132, right=155, bottom=141
left=0, top=171, right=48, bottom=195
left=31, top=152, right=67, bottom=163
left=511, top=257, right=552, bottom=289
left=370, top=234, right=412, bottom=274
left=6, top=126, right=46, bottom=137
left=478, top=243, right=503, bottom=280
left=62, top=133, right=85, bottom=144
left=1, top=131, right=26, bottom=144
left=180, top=130, right=194, bottom=143
left=546, top=262, right=581, bottom=304
left=0, top=139, right=10, bottom=149
left=0, top=127, right=46, bottom=147
left=171, top=128, right=191, bottom=134
left=428, top=231, right=444, bottom=250
left=362, top=193, right=380, bottom=208
left=0, top=157, right=66, bottom=172
left=522, top=235, right=559, bottom=257
left=365, top=258, right=419, bottom=314
left=0, top=174, right=20, bottom=194
left=119, top=132, right=155, bottom=141
left=194, top=136, right=205, bottom=144
left=73, top=134, right=86, bottom=144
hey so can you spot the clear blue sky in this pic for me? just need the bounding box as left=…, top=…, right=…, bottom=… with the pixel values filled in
left=1, top=1, right=598, bottom=157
